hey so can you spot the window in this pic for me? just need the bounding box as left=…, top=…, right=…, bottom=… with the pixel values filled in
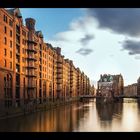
left=22, top=30, right=26, bottom=37
left=10, top=41, right=12, bottom=48
left=4, top=49, right=7, bottom=56
left=22, top=67, right=25, bottom=72
left=4, top=60, right=6, bottom=67
left=9, top=19, right=13, bottom=27
left=4, top=37, right=7, bottom=45
left=3, top=15, right=7, bottom=23
left=10, top=51, right=12, bottom=58
left=10, top=30, right=12, bottom=37
left=22, top=48, right=24, bottom=54
left=22, top=57, right=24, bottom=62
left=4, top=26, right=7, bottom=34
left=10, top=62, right=12, bottom=69
left=22, top=39, right=26, bottom=45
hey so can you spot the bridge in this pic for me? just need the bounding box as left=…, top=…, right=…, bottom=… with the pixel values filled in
left=79, top=95, right=140, bottom=99
left=79, top=95, right=96, bottom=98
left=114, top=95, right=140, bottom=98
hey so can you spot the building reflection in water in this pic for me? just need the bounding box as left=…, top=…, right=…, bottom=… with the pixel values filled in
left=96, top=101, right=123, bottom=131
left=0, top=101, right=90, bottom=132
left=1, top=99, right=140, bottom=131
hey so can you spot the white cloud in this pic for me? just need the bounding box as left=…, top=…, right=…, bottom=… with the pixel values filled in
left=46, top=10, right=140, bottom=86
left=48, top=16, right=96, bottom=57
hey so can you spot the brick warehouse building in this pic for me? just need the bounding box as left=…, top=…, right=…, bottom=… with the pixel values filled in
left=0, top=8, right=91, bottom=113
left=97, top=74, right=124, bottom=97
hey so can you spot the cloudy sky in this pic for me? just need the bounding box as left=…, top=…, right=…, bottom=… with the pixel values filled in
left=20, top=8, right=140, bottom=87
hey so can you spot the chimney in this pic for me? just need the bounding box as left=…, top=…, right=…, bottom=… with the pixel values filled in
left=56, top=47, right=61, bottom=55
left=25, top=18, right=36, bottom=31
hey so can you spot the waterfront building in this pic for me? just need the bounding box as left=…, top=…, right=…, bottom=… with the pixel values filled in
left=112, top=74, right=124, bottom=96
left=0, top=8, right=91, bottom=113
left=124, top=83, right=137, bottom=97
left=96, top=74, right=124, bottom=103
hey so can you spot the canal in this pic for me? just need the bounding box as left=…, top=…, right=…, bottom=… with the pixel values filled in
left=0, top=98, right=140, bottom=132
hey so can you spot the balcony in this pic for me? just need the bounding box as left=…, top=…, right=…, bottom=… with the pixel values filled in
left=27, top=84, right=36, bottom=89
left=57, top=72, right=63, bottom=75
left=57, top=76, right=62, bottom=79
left=57, top=86, right=62, bottom=90
left=27, top=55, right=37, bottom=61
left=57, top=80, right=62, bottom=84
left=16, top=25, right=20, bottom=35
left=27, top=46, right=37, bottom=53
left=16, top=49, right=20, bottom=55
left=26, top=63, right=37, bottom=69
left=27, top=40, right=37, bottom=45
left=57, top=67, right=62, bottom=69
left=16, top=59, right=20, bottom=64
left=70, top=77, right=73, bottom=80
left=57, top=69, right=63, bottom=73
left=57, top=61, right=62, bottom=64
left=26, top=71, right=37, bottom=77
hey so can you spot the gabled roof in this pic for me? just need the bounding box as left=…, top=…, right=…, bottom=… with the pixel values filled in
left=36, top=31, right=43, bottom=38
left=7, top=8, right=22, bottom=18
left=99, top=74, right=113, bottom=82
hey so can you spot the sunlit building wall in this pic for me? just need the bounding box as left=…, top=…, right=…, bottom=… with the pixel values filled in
left=124, top=83, right=137, bottom=96
left=0, top=8, right=91, bottom=110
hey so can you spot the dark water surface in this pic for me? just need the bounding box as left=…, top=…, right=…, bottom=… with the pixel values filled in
left=0, top=98, right=140, bottom=132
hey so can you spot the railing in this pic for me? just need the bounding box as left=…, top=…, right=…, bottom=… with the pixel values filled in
left=26, top=63, right=37, bottom=69
left=27, top=56, right=37, bottom=61
left=114, top=95, right=140, bottom=98
left=27, top=40, right=37, bottom=45
left=27, top=83, right=36, bottom=88
left=26, top=73, right=37, bottom=77
left=27, top=46, right=37, bottom=53
left=79, top=95, right=96, bottom=98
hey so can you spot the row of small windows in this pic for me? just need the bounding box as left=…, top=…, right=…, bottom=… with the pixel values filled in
left=41, top=73, right=46, bottom=79
left=42, top=67, right=47, bottom=72
left=4, top=49, right=12, bottom=58
left=42, top=53, right=47, bottom=58
left=42, top=59, right=47, bottom=65
left=3, top=15, right=13, bottom=27
left=4, top=38, right=26, bottom=47
left=4, top=37, right=12, bottom=48
left=41, top=73, right=51, bottom=79
left=49, top=63, right=53, bottom=68
left=4, top=37, right=26, bottom=48
left=3, top=15, right=27, bottom=38
left=40, top=45, right=47, bottom=52
left=4, top=26, right=12, bottom=37
left=4, top=60, right=12, bottom=69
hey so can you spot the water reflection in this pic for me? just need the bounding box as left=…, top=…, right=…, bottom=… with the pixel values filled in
left=95, top=102, right=123, bottom=131
left=0, top=99, right=140, bottom=131
left=0, top=102, right=90, bottom=132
